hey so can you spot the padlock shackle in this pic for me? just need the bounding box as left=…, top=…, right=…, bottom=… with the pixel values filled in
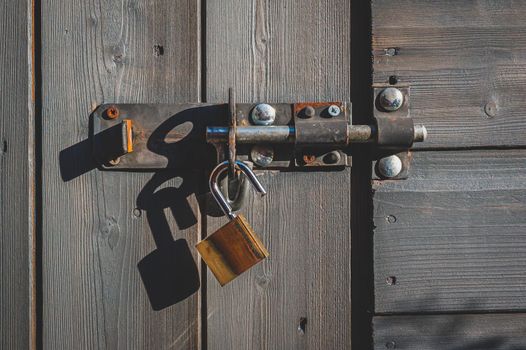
left=209, top=161, right=266, bottom=219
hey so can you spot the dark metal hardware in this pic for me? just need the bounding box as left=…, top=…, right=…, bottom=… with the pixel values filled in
left=91, top=87, right=427, bottom=172
left=372, top=85, right=421, bottom=179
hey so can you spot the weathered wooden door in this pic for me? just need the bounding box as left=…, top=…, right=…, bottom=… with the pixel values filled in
left=369, top=1, right=526, bottom=349
left=3, top=0, right=526, bottom=349
left=35, top=0, right=351, bottom=348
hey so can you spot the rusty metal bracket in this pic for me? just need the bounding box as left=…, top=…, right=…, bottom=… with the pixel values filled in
left=91, top=88, right=427, bottom=173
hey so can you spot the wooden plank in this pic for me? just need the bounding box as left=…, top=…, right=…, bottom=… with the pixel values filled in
left=372, top=0, right=526, bottom=148
left=0, top=1, right=32, bottom=349
left=373, top=149, right=526, bottom=313
left=374, top=314, right=526, bottom=350
left=41, top=0, right=201, bottom=348
left=205, top=1, right=352, bottom=349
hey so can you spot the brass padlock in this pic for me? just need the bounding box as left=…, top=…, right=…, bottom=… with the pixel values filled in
left=196, top=161, right=269, bottom=286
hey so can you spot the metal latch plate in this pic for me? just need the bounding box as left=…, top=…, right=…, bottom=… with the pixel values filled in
left=92, top=102, right=352, bottom=170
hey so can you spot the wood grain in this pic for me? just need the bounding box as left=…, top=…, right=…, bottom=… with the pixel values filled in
left=41, top=0, right=201, bottom=348
left=374, top=314, right=526, bottom=350
left=373, top=150, right=526, bottom=313
left=205, top=1, right=352, bottom=349
left=0, top=1, right=31, bottom=349
left=372, top=0, right=526, bottom=148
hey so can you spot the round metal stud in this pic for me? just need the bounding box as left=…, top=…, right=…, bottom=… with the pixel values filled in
left=250, top=145, right=274, bottom=167
left=377, top=155, right=402, bottom=178
left=304, top=106, right=315, bottom=118
left=327, top=105, right=341, bottom=117
left=378, top=87, right=404, bottom=112
left=323, top=151, right=341, bottom=164
left=251, top=103, right=276, bottom=126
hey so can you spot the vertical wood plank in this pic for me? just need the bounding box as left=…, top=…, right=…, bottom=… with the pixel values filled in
left=205, top=1, right=352, bottom=349
left=0, top=1, right=32, bottom=349
left=41, top=0, right=201, bottom=348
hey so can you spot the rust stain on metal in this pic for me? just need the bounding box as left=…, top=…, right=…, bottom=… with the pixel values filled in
left=303, top=154, right=316, bottom=164
left=105, top=106, right=120, bottom=120
left=293, top=102, right=342, bottom=115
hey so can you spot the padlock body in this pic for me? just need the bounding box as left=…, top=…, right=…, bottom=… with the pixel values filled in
left=196, top=214, right=269, bottom=286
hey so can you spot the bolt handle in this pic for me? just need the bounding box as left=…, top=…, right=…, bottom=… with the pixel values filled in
left=209, top=161, right=266, bottom=219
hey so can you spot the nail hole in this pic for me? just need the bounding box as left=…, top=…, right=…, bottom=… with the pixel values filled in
left=386, top=340, right=396, bottom=349
left=154, top=44, right=164, bottom=57
left=133, top=208, right=142, bottom=218
left=298, top=317, right=307, bottom=335
left=386, top=215, right=397, bottom=224
left=386, top=276, right=397, bottom=286
left=389, top=75, right=398, bottom=85
left=385, top=47, right=399, bottom=56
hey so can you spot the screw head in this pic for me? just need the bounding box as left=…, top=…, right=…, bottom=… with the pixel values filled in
left=303, top=106, right=315, bottom=118
left=105, top=106, right=120, bottom=119
left=378, top=87, right=404, bottom=112
left=377, top=155, right=402, bottom=178
left=251, top=145, right=274, bottom=167
left=132, top=208, right=142, bottom=218
left=327, top=105, right=341, bottom=117
left=251, top=104, right=276, bottom=125
left=386, top=215, right=397, bottom=224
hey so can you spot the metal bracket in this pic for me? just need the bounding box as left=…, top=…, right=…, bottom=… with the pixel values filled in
left=371, top=85, right=422, bottom=179
left=91, top=88, right=426, bottom=175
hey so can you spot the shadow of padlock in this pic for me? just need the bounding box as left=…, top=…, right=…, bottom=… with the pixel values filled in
left=196, top=161, right=269, bottom=286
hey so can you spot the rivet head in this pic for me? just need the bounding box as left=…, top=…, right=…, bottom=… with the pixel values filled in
left=327, top=105, right=341, bottom=117
left=323, top=151, right=341, bottom=164
left=303, top=106, right=316, bottom=118
left=251, top=145, right=274, bottom=167
left=251, top=104, right=276, bottom=125
left=378, top=87, right=404, bottom=112
left=377, top=155, right=402, bottom=178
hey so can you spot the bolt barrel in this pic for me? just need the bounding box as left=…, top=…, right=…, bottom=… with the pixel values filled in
left=207, top=124, right=427, bottom=144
